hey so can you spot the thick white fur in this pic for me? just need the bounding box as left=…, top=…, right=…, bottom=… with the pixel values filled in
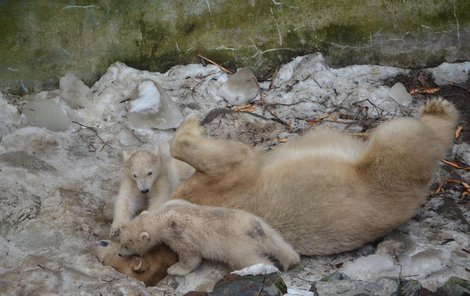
left=118, top=199, right=301, bottom=276
left=110, top=147, right=194, bottom=236
left=169, top=98, right=458, bottom=255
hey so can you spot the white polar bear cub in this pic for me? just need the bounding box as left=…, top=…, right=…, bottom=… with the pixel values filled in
left=118, top=199, right=300, bottom=276
left=110, top=147, right=194, bottom=237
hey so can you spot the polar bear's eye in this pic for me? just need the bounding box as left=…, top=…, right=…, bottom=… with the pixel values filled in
left=133, top=174, right=137, bottom=178
left=148, top=172, right=153, bottom=176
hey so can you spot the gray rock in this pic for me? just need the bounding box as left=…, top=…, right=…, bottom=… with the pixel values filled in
left=389, top=82, right=412, bottom=106
left=127, top=81, right=183, bottom=130
left=59, top=73, right=91, bottom=109
left=312, top=273, right=398, bottom=296
left=22, top=99, right=72, bottom=132
left=0, top=151, right=56, bottom=172
left=397, top=280, right=434, bottom=296
left=436, top=277, right=470, bottom=296
left=0, top=95, right=21, bottom=141
left=217, top=68, right=259, bottom=106
left=207, top=273, right=287, bottom=296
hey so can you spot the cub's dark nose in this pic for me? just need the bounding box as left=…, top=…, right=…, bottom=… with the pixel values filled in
left=141, top=189, right=149, bottom=193
left=98, top=240, right=108, bottom=247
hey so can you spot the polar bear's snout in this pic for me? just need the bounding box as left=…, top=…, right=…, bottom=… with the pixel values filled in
left=117, top=247, right=132, bottom=257
left=137, top=179, right=151, bottom=193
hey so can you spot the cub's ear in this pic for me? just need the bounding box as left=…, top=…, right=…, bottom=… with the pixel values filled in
left=122, top=151, right=131, bottom=162
left=132, top=257, right=145, bottom=272
left=138, top=232, right=150, bottom=242
left=140, top=210, right=149, bottom=216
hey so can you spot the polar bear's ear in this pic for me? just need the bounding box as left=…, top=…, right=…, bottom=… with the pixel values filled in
left=132, top=257, right=145, bottom=272
left=138, top=232, right=150, bottom=242
left=122, top=151, right=131, bottom=162
left=140, top=210, right=149, bottom=216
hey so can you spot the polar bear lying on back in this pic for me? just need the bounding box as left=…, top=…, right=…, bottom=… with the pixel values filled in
left=118, top=199, right=300, bottom=276
left=169, top=98, right=458, bottom=255
left=100, top=98, right=457, bottom=286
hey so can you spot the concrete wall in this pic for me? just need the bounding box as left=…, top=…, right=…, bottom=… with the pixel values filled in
left=1, top=0, right=469, bottom=93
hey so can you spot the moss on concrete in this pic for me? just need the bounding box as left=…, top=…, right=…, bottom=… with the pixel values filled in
left=0, top=0, right=469, bottom=93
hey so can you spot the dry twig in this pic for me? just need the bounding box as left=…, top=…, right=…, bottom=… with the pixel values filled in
left=197, top=55, right=233, bottom=74
left=72, top=121, right=113, bottom=151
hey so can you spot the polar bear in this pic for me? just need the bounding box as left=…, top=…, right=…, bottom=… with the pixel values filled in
left=118, top=199, right=301, bottom=276
left=93, top=239, right=177, bottom=286
left=110, top=147, right=194, bottom=236
left=169, top=98, right=458, bottom=256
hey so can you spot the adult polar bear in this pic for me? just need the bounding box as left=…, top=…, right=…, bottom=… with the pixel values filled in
left=169, top=99, right=457, bottom=255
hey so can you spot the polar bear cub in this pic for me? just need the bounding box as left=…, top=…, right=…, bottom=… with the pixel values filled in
left=110, top=147, right=194, bottom=236
left=93, top=239, right=178, bottom=286
left=118, top=199, right=300, bottom=276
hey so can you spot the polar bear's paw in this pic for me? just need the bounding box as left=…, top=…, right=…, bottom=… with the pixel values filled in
left=420, top=98, right=458, bottom=121
left=167, top=262, right=194, bottom=276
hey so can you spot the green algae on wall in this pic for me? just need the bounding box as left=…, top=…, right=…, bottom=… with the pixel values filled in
left=0, top=0, right=469, bottom=94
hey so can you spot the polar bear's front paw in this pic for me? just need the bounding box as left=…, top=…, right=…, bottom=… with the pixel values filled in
left=167, top=262, right=194, bottom=276
left=109, top=225, right=122, bottom=237
left=176, top=113, right=202, bottom=135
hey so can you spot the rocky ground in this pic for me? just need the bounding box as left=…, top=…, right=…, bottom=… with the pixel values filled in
left=0, top=54, right=469, bottom=295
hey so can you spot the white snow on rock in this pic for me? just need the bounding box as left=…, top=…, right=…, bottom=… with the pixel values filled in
left=0, top=54, right=469, bottom=295
left=429, top=62, right=470, bottom=85
left=285, top=287, right=314, bottom=296
left=129, top=80, right=161, bottom=114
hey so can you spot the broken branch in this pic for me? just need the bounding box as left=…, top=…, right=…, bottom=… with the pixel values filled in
left=197, top=55, right=233, bottom=74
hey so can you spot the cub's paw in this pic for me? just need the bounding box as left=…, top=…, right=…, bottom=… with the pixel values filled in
left=167, top=262, right=194, bottom=276
left=109, top=225, right=122, bottom=237
left=420, top=98, right=458, bottom=121
left=176, top=114, right=202, bottom=134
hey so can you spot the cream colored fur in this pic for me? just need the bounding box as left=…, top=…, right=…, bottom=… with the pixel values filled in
left=118, top=199, right=301, bottom=275
left=169, top=98, right=458, bottom=256
left=110, top=147, right=194, bottom=236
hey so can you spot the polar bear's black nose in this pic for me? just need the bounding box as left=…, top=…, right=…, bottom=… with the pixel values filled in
left=98, top=240, right=108, bottom=247
left=141, top=189, right=149, bottom=193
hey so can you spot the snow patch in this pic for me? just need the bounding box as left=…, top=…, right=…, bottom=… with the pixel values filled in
left=429, top=62, right=470, bottom=85
left=231, top=263, right=279, bottom=276
left=130, top=80, right=161, bottom=114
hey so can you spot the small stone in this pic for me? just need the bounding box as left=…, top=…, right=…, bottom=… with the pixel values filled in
left=389, top=82, right=412, bottom=106
left=217, top=68, right=259, bottom=105
left=59, top=73, right=91, bottom=108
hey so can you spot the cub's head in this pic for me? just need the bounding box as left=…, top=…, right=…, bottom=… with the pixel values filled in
left=93, top=239, right=177, bottom=286
left=123, top=148, right=162, bottom=194
left=118, top=211, right=153, bottom=256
